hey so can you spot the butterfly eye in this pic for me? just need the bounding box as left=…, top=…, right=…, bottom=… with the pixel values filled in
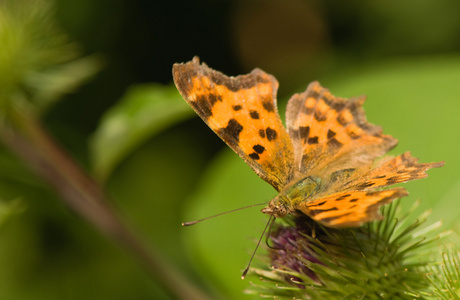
left=274, top=204, right=288, bottom=217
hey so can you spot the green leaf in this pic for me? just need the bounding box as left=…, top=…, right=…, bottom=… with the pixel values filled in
left=90, top=83, right=193, bottom=181
left=27, top=54, right=103, bottom=113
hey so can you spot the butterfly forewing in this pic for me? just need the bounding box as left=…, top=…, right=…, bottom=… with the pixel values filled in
left=286, top=81, right=398, bottom=177
left=173, top=57, right=295, bottom=191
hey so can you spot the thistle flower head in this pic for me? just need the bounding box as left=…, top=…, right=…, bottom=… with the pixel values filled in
left=269, top=224, right=321, bottom=285
left=246, top=201, right=444, bottom=299
left=426, top=249, right=460, bottom=299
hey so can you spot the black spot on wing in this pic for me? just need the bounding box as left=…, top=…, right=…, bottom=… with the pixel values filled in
left=291, top=126, right=310, bottom=141
left=299, top=126, right=310, bottom=140
left=249, top=153, right=260, bottom=160
left=262, top=100, right=275, bottom=112
left=386, top=176, right=400, bottom=185
left=232, top=105, right=242, bottom=111
left=336, top=194, right=351, bottom=201
left=220, top=118, right=243, bottom=143
left=307, top=136, right=319, bottom=144
left=327, top=129, right=336, bottom=139
left=309, top=207, right=338, bottom=216
left=259, top=129, right=266, bottom=138
left=208, top=94, right=222, bottom=105
left=355, top=181, right=375, bottom=189
left=266, top=127, right=278, bottom=141
left=327, top=138, right=343, bottom=149
left=253, top=144, right=265, bottom=154
left=309, top=200, right=327, bottom=207
left=249, top=110, right=260, bottom=119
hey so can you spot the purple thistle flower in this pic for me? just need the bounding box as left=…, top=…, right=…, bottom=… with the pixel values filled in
left=269, top=221, right=322, bottom=286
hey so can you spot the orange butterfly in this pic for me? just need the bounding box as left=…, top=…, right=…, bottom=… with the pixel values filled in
left=173, top=57, right=444, bottom=228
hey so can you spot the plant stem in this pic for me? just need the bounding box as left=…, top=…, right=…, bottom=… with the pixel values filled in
left=0, top=108, right=213, bottom=300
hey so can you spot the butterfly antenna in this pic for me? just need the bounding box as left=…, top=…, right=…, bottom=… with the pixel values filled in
left=182, top=202, right=267, bottom=226
left=265, top=215, right=280, bottom=250
left=241, top=215, right=275, bottom=279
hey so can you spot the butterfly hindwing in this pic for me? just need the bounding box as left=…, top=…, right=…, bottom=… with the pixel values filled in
left=341, top=151, right=445, bottom=192
left=173, top=57, right=295, bottom=191
left=297, top=151, right=444, bottom=227
left=298, top=188, right=408, bottom=227
left=286, top=82, right=398, bottom=177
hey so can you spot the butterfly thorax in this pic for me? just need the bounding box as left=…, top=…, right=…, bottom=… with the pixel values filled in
left=261, top=176, right=322, bottom=218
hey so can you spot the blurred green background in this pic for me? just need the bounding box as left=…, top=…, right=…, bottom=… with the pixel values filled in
left=0, top=0, right=459, bottom=299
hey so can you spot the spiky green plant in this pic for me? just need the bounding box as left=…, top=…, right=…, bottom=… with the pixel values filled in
left=246, top=200, right=446, bottom=299
left=426, top=250, right=460, bottom=299
left=0, top=0, right=100, bottom=114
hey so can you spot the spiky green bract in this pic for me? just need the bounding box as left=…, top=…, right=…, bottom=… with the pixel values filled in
left=425, top=250, right=460, bottom=299
left=0, top=0, right=101, bottom=115
left=245, top=201, right=443, bottom=299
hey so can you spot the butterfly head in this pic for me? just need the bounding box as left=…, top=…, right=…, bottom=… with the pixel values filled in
left=261, top=196, right=291, bottom=218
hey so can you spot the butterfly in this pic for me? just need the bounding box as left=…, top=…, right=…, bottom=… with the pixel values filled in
left=173, top=56, right=444, bottom=228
